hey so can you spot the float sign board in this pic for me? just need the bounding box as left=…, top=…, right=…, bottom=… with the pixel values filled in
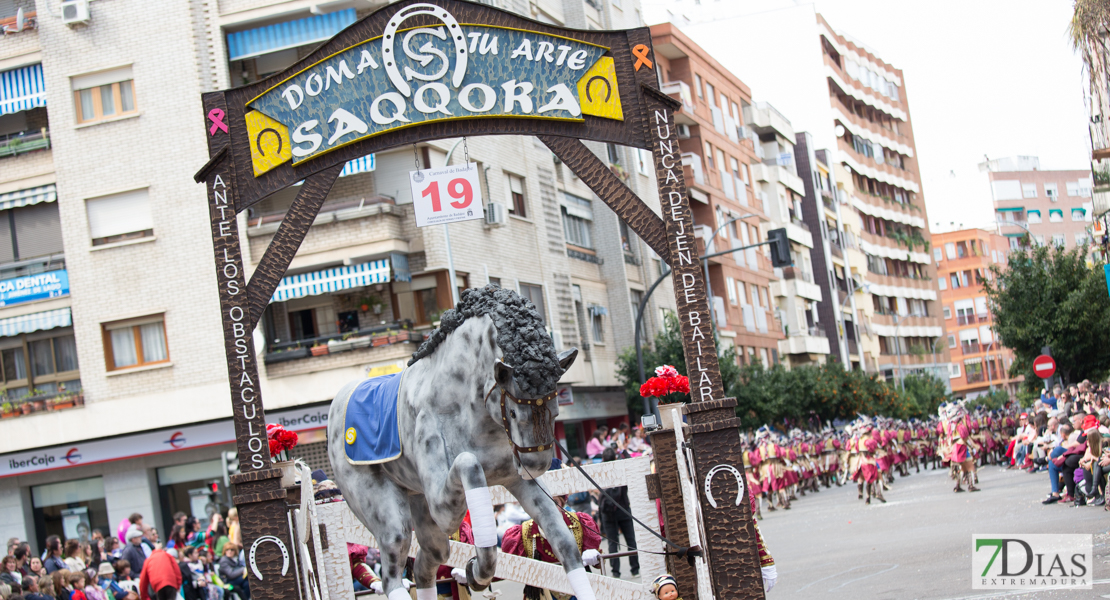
left=409, top=162, right=484, bottom=227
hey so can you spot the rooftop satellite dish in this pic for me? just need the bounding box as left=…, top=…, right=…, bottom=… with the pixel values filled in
left=13, top=8, right=25, bottom=33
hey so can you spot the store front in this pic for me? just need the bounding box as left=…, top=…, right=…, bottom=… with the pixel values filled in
left=31, top=476, right=108, bottom=545
left=551, top=386, right=630, bottom=460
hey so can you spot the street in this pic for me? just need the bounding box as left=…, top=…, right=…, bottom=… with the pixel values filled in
left=758, top=465, right=1110, bottom=599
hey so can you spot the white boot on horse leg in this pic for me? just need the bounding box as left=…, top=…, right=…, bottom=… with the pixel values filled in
left=510, top=479, right=597, bottom=600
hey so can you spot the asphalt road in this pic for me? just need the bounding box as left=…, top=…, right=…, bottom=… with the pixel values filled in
left=757, top=464, right=1110, bottom=600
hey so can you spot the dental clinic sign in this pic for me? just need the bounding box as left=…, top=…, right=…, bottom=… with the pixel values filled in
left=973, top=534, right=1091, bottom=590
left=244, top=3, right=623, bottom=175
left=0, top=269, right=69, bottom=307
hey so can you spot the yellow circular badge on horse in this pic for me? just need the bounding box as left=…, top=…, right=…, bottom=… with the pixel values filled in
left=345, top=427, right=357, bottom=445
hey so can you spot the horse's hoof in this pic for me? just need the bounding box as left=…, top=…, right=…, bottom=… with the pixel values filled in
left=465, top=557, right=489, bottom=592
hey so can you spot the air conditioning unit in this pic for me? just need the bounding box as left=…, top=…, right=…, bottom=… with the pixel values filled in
left=484, top=201, right=508, bottom=227
left=61, top=0, right=90, bottom=25
left=676, top=123, right=691, bottom=139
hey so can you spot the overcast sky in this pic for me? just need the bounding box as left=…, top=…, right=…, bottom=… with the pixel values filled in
left=642, top=0, right=1089, bottom=233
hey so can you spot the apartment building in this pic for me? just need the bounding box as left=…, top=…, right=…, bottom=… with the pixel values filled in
left=650, top=23, right=785, bottom=368
left=933, top=229, right=1022, bottom=398
left=0, top=0, right=669, bottom=549
left=649, top=1, right=949, bottom=382
left=986, top=156, right=1094, bottom=251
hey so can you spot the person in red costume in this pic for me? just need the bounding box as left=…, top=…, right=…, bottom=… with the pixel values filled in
left=947, top=403, right=981, bottom=492
left=501, top=496, right=602, bottom=600
left=851, top=420, right=885, bottom=504
left=434, top=522, right=472, bottom=600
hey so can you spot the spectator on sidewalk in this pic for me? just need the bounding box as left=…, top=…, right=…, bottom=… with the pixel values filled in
left=42, top=539, right=64, bottom=575
left=137, top=549, right=180, bottom=600
left=1043, top=423, right=1074, bottom=504
left=217, top=545, right=248, bottom=600
left=62, top=541, right=86, bottom=574
left=121, top=530, right=146, bottom=577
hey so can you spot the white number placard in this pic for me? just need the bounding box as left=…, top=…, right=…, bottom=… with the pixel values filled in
left=409, top=163, right=484, bottom=227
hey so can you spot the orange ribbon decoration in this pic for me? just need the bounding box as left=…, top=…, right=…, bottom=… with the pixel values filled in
left=632, top=44, right=653, bottom=71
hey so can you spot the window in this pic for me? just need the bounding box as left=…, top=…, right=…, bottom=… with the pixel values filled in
left=636, top=148, right=652, bottom=175
left=705, top=82, right=715, bottom=105
left=591, top=311, right=604, bottom=343
left=1076, top=233, right=1089, bottom=246
left=1034, top=235, right=1045, bottom=246
left=72, top=67, right=137, bottom=124
left=519, top=284, right=546, bottom=324
left=1067, top=181, right=1080, bottom=196
left=950, top=273, right=961, bottom=289
left=704, top=142, right=714, bottom=168
left=1022, top=183, right=1037, bottom=198
left=103, top=315, right=168, bottom=371
left=1049, top=209, right=1063, bottom=223
left=694, top=74, right=704, bottom=98
left=86, top=188, right=154, bottom=246
left=1044, top=183, right=1058, bottom=200
left=933, top=247, right=943, bottom=262
left=488, top=277, right=501, bottom=288
left=287, top=302, right=338, bottom=340
left=944, top=243, right=956, bottom=260
left=27, top=333, right=80, bottom=395
left=1027, top=210, right=1041, bottom=223
left=1052, top=234, right=1065, bottom=247
left=1071, top=208, right=1086, bottom=221
left=0, top=201, right=64, bottom=263
left=725, top=276, right=737, bottom=304
left=943, top=305, right=952, bottom=319
left=949, top=363, right=961, bottom=378
left=505, top=174, right=527, bottom=217
left=606, top=143, right=620, bottom=164
left=947, top=334, right=956, bottom=348
left=561, top=193, right=593, bottom=249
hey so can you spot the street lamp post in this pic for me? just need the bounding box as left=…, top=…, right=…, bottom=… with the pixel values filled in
left=893, top=312, right=904, bottom=392
left=930, top=336, right=945, bottom=382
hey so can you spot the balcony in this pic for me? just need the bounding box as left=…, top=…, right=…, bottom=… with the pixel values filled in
left=744, top=102, right=796, bottom=141
left=966, top=371, right=986, bottom=384
left=781, top=328, right=831, bottom=355
left=264, top=322, right=423, bottom=378
left=847, top=338, right=859, bottom=356
left=956, top=314, right=977, bottom=326
left=961, top=342, right=981, bottom=354
left=822, top=189, right=837, bottom=210
left=660, top=80, right=696, bottom=116
left=0, top=389, right=83, bottom=421
left=681, top=153, right=705, bottom=187
left=750, top=161, right=806, bottom=196
left=785, top=220, right=813, bottom=248
left=0, top=128, right=49, bottom=159
left=773, top=272, right=822, bottom=302
left=829, top=240, right=844, bottom=259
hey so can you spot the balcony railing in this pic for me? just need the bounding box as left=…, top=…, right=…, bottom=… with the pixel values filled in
left=264, top=320, right=421, bottom=364
left=0, top=129, right=50, bottom=158
left=782, top=266, right=814, bottom=283
left=1, top=389, right=84, bottom=420
left=966, top=371, right=985, bottom=384
left=660, top=80, right=695, bottom=113
left=957, top=314, right=977, bottom=325
left=961, top=342, right=981, bottom=354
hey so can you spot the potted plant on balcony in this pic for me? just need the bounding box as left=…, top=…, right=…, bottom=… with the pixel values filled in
left=310, top=342, right=329, bottom=357
left=50, top=393, right=76, bottom=411
left=371, top=331, right=391, bottom=347
left=328, top=332, right=362, bottom=353
left=360, top=295, right=385, bottom=315
left=0, top=402, right=14, bottom=419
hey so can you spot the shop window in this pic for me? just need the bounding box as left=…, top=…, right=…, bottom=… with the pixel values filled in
left=157, top=460, right=226, bottom=534
left=103, top=315, right=168, bottom=371
left=32, top=477, right=108, bottom=545
left=72, top=66, right=137, bottom=125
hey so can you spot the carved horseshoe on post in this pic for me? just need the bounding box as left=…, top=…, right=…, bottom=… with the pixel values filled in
left=249, top=535, right=291, bottom=580
left=382, top=3, right=468, bottom=97
left=703, top=464, right=745, bottom=509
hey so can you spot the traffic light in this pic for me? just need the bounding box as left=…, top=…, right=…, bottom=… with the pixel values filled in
left=767, top=228, right=792, bottom=268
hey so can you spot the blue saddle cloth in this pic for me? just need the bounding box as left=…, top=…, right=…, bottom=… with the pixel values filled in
left=343, top=372, right=404, bottom=464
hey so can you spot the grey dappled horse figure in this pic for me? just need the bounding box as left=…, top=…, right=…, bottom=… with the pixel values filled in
left=328, top=285, right=588, bottom=600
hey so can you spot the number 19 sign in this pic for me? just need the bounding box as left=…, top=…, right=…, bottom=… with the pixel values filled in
left=409, top=163, right=484, bottom=228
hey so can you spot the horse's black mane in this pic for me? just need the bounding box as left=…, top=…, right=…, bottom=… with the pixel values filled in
left=408, top=284, right=562, bottom=397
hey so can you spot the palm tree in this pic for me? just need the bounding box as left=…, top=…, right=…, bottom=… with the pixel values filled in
left=1070, top=1, right=1110, bottom=158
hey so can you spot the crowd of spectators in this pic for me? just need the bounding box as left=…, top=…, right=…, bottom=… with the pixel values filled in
left=0, top=510, right=249, bottom=600
left=1005, top=381, right=1110, bottom=507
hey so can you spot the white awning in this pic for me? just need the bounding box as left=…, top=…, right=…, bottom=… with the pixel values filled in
left=0, top=184, right=56, bottom=212
left=850, top=195, right=925, bottom=228
left=0, top=307, right=70, bottom=337
left=271, top=260, right=390, bottom=303
left=872, top=323, right=942, bottom=338
left=867, top=283, right=937, bottom=301
left=859, top=238, right=929, bottom=264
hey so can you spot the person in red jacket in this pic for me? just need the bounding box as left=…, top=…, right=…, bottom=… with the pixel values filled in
left=501, top=496, right=602, bottom=600
left=138, top=549, right=181, bottom=600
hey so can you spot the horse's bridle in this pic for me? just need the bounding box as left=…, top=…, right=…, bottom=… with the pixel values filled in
left=485, top=384, right=557, bottom=458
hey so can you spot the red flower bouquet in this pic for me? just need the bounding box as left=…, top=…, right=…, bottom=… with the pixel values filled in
left=639, top=364, right=691, bottom=398
left=267, top=423, right=299, bottom=460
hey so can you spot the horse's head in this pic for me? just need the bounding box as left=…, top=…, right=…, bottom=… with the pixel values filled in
left=491, top=348, right=578, bottom=479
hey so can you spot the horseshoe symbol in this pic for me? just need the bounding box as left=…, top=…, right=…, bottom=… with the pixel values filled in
left=255, top=128, right=282, bottom=157
left=585, top=76, right=611, bottom=103
left=248, top=535, right=290, bottom=580
left=704, top=464, right=744, bottom=509
left=382, top=3, right=467, bottom=97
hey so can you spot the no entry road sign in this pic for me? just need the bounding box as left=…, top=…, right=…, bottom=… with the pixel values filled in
left=1033, top=354, right=1057, bottom=379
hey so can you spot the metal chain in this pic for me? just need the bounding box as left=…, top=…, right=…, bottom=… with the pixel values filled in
left=462, top=136, right=470, bottom=169
left=413, top=143, right=420, bottom=170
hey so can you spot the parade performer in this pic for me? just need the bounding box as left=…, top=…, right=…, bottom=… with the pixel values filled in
left=851, top=420, right=885, bottom=504
left=743, top=440, right=764, bottom=519
left=501, top=496, right=602, bottom=600
left=756, top=428, right=790, bottom=510
left=948, top=403, right=981, bottom=492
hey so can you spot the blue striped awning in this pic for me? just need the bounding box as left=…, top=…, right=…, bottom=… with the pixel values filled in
left=0, top=307, right=70, bottom=338
left=226, top=9, right=356, bottom=61
left=340, top=154, right=375, bottom=178
left=1, top=64, right=46, bottom=116
left=0, top=184, right=56, bottom=212
left=271, top=260, right=390, bottom=303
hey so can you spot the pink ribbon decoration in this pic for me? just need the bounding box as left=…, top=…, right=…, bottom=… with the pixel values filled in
left=208, top=108, right=229, bottom=136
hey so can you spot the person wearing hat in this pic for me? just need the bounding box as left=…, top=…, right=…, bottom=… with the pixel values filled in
left=121, top=528, right=147, bottom=577
left=97, top=562, right=136, bottom=600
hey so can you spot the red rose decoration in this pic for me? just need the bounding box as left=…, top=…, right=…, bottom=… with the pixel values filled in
left=640, top=366, right=691, bottom=398
left=267, top=423, right=299, bottom=456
